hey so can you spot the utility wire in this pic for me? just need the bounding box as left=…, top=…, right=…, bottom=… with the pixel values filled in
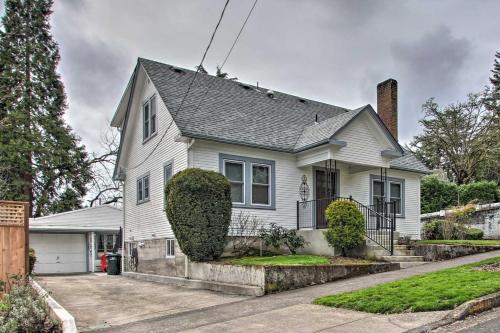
left=126, top=0, right=230, bottom=171
left=194, top=0, right=258, bottom=115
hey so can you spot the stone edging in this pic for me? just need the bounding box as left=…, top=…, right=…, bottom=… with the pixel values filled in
left=30, top=278, right=77, bottom=333
left=407, top=291, right=500, bottom=333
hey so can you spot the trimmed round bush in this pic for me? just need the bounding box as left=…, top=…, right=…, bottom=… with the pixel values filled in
left=165, top=168, right=232, bottom=262
left=323, top=200, right=365, bottom=256
left=464, top=228, right=484, bottom=240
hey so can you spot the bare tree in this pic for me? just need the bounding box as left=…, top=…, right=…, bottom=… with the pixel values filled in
left=86, top=128, right=122, bottom=207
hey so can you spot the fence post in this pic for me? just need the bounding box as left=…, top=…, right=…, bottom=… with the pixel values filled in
left=296, top=201, right=300, bottom=230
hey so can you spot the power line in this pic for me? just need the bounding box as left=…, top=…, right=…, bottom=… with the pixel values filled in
left=194, top=0, right=258, bottom=116
left=126, top=0, right=230, bottom=171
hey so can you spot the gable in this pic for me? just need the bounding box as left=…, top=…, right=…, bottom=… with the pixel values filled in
left=113, top=64, right=184, bottom=177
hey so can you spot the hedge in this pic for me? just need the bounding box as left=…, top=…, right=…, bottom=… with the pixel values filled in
left=165, top=168, right=232, bottom=262
left=421, top=176, right=499, bottom=214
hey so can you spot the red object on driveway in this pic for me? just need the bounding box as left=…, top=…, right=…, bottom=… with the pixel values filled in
left=101, top=254, right=107, bottom=272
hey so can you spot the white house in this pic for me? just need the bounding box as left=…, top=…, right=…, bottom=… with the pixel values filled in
left=111, top=58, right=429, bottom=274
left=29, top=205, right=123, bottom=274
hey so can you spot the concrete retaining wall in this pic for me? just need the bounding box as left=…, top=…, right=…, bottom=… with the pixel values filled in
left=421, top=203, right=500, bottom=239
left=188, top=262, right=265, bottom=287
left=263, top=262, right=399, bottom=293
left=414, top=244, right=500, bottom=261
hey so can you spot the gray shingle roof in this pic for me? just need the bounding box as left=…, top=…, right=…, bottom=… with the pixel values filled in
left=294, top=105, right=367, bottom=151
left=140, top=58, right=350, bottom=152
left=390, top=151, right=430, bottom=173
left=136, top=58, right=429, bottom=173
left=30, top=205, right=123, bottom=232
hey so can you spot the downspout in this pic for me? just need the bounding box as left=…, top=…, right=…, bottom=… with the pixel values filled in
left=121, top=180, right=125, bottom=273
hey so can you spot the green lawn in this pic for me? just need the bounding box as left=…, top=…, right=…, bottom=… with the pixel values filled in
left=416, top=240, right=500, bottom=246
left=225, top=255, right=330, bottom=266
left=313, top=257, right=500, bottom=314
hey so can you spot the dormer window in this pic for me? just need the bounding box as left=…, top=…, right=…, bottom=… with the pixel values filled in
left=143, top=95, right=157, bottom=142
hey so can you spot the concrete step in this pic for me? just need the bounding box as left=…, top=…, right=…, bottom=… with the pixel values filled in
left=398, top=262, right=428, bottom=269
left=381, top=255, right=425, bottom=263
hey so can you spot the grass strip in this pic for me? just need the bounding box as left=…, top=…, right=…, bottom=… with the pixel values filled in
left=314, top=257, right=500, bottom=314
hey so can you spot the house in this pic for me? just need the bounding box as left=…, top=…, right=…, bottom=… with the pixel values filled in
left=29, top=205, right=123, bottom=274
left=111, top=58, right=429, bottom=274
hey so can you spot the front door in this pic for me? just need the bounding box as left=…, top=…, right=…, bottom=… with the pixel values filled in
left=315, top=169, right=338, bottom=228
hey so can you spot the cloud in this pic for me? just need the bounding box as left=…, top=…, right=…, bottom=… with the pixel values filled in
left=391, top=25, right=471, bottom=98
left=37, top=0, right=499, bottom=151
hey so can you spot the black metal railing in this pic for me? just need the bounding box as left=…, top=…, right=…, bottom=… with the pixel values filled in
left=297, top=196, right=396, bottom=255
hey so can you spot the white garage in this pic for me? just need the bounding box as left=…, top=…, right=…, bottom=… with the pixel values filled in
left=29, top=233, right=87, bottom=274
left=29, top=205, right=123, bottom=274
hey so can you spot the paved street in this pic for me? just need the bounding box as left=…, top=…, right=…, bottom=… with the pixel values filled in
left=432, top=307, right=500, bottom=333
left=35, top=251, right=500, bottom=332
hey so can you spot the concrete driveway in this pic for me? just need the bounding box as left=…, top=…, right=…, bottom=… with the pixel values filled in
left=35, top=274, right=248, bottom=332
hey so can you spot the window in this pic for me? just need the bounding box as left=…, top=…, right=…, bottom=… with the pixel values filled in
left=252, top=164, right=270, bottom=205
left=224, top=161, right=245, bottom=204
left=143, top=95, right=157, bottom=141
left=220, top=154, right=275, bottom=209
left=106, top=235, right=114, bottom=252
left=370, top=176, right=405, bottom=216
left=389, top=181, right=402, bottom=215
left=137, top=174, right=150, bottom=204
left=166, top=239, right=175, bottom=257
left=164, top=161, right=173, bottom=207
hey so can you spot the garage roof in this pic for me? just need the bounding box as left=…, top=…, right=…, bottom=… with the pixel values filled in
left=29, top=205, right=123, bottom=233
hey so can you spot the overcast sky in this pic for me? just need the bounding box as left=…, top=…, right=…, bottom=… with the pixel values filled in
left=2, top=0, right=499, bottom=152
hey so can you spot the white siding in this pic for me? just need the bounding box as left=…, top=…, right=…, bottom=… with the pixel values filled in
left=120, top=67, right=188, bottom=241
left=347, top=169, right=422, bottom=239
left=191, top=140, right=308, bottom=229
left=334, top=112, right=392, bottom=167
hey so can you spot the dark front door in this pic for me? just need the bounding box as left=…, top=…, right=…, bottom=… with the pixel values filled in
left=315, top=169, right=338, bottom=229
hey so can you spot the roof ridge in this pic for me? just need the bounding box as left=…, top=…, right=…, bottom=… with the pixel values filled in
left=138, top=57, right=350, bottom=112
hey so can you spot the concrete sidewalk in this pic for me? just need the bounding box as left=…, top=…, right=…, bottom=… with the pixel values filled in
left=99, top=250, right=500, bottom=332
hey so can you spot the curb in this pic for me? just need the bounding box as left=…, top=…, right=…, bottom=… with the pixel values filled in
left=30, top=278, right=77, bottom=333
left=407, top=291, right=500, bottom=333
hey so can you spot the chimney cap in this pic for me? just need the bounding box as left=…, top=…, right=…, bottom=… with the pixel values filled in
left=377, top=78, right=397, bottom=87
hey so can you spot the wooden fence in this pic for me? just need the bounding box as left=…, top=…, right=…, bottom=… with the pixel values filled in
left=0, top=200, right=29, bottom=293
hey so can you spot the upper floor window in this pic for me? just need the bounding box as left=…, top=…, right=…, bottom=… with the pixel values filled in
left=166, top=238, right=175, bottom=257
left=220, top=154, right=275, bottom=210
left=143, top=95, right=157, bottom=141
left=137, top=173, right=150, bottom=204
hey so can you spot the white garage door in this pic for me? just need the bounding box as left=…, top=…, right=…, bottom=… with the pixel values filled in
left=30, top=233, right=87, bottom=274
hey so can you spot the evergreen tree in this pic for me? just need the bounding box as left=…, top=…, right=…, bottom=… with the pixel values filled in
left=0, top=0, right=91, bottom=217
left=491, top=51, right=500, bottom=91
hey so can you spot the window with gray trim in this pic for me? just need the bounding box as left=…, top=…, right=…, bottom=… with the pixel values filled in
left=163, top=161, right=173, bottom=207
left=143, top=95, right=157, bottom=141
left=370, top=175, right=404, bottom=216
left=137, top=174, right=150, bottom=203
left=220, top=154, right=275, bottom=209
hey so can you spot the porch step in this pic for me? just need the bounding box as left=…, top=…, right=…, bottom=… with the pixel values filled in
left=381, top=255, right=425, bottom=263
left=398, top=262, right=428, bottom=269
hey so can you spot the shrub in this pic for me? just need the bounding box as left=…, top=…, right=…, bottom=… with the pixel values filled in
left=323, top=200, right=365, bottom=256
left=458, top=181, right=498, bottom=205
left=421, top=176, right=458, bottom=214
left=448, top=203, right=476, bottom=224
left=0, top=277, right=59, bottom=332
left=464, top=228, right=484, bottom=240
left=165, top=168, right=232, bottom=262
left=259, top=223, right=306, bottom=254
left=423, top=219, right=469, bottom=240
left=29, top=248, right=36, bottom=275
left=231, top=212, right=264, bottom=256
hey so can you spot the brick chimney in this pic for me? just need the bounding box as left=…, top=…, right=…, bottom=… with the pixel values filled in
left=377, top=78, right=398, bottom=140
